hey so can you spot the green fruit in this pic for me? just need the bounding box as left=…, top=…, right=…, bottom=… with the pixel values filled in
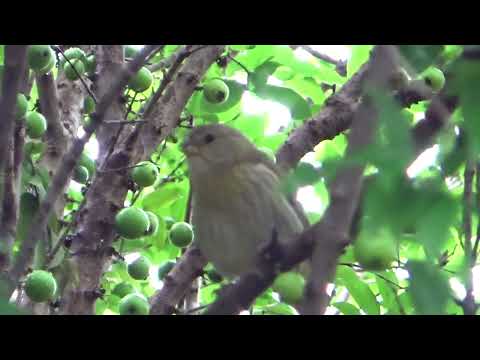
left=16, top=94, right=28, bottom=119
left=27, top=45, right=53, bottom=72
left=169, top=222, right=194, bottom=248
left=64, top=59, right=85, bottom=81
left=421, top=67, right=445, bottom=92
left=37, top=49, right=56, bottom=75
left=83, top=96, right=95, bottom=114
left=26, top=111, right=47, bottom=139
left=145, top=211, right=159, bottom=236
left=158, top=260, right=176, bottom=280
left=272, top=272, right=306, bottom=305
left=206, top=268, right=223, bottom=283
left=443, top=46, right=462, bottom=61
left=24, top=270, right=57, bottom=303
left=131, top=162, right=158, bottom=187
left=112, top=282, right=135, bottom=298
left=115, top=207, right=150, bottom=239
left=119, top=294, right=149, bottom=315
left=73, top=166, right=89, bottom=184
left=79, top=153, right=96, bottom=176
left=128, top=256, right=150, bottom=280
left=164, top=216, right=175, bottom=230
left=353, top=228, right=397, bottom=271
left=128, top=67, right=153, bottom=93
left=124, top=45, right=139, bottom=59
left=85, top=54, right=96, bottom=75
left=24, top=141, right=45, bottom=156
left=63, top=47, right=86, bottom=62
left=203, top=79, right=230, bottom=104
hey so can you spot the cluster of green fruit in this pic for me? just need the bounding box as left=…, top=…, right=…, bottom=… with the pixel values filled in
left=27, top=45, right=56, bottom=75
left=111, top=281, right=149, bottom=315
left=109, top=259, right=178, bottom=315
left=123, top=45, right=153, bottom=93
left=14, top=93, right=48, bottom=140
left=114, top=206, right=194, bottom=248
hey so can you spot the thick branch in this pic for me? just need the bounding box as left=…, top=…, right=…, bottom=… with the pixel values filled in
left=150, top=246, right=207, bottom=315
left=0, top=46, right=28, bottom=271
left=276, top=56, right=371, bottom=172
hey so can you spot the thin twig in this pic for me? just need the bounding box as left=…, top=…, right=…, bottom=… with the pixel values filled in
left=338, top=262, right=406, bottom=289
left=292, top=45, right=347, bottom=76
left=97, top=163, right=147, bottom=174
left=226, top=54, right=251, bottom=74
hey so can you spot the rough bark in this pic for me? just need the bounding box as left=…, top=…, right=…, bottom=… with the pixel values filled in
left=0, top=46, right=28, bottom=272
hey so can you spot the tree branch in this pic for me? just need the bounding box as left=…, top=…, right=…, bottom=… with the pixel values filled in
left=290, top=45, right=347, bottom=76
left=8, top=45, right=162, bottom=287
left=276, top=56, right=372, bottom=172
left=150, top=246, right=207, bottom=315
left=0, top=46, right=28, bottom=272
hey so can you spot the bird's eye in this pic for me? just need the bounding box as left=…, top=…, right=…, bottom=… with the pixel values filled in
left=204, top=133, right=215, bottom=144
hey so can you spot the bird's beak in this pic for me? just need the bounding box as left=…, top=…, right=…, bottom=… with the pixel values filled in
left=182, top=141, right=200, bottom=157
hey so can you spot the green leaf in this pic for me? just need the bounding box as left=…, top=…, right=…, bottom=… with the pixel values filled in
left=142, top=184, right=185, bottom=211
left=416, top=191, right=458, bottom=258
left=332, top=301, right=361, bottom=315
left=256, top=303, right=296, bottom=315
left=398, top=45, right=443, bottom=73
left=336, top=266, right=380, bottom=315
left=249, top=61, right=280, bottom=91
left=256, top=85, right=311, bottom=120
left=347, top=45, right=373, bottom=78
left=368, top=89, right=414, bottom=174
left=376, top=271, right=401, bottom=314
left=256, top=133, right=288, bottom=151
left=230, top=113, right=267, bottom=141
left=284, top=76, right=326, bottom=106
left=451, top=60, right=480, bottom=155
left=406, top=260, right=451, bottom=315
left=254, top=289, right=277, bottom=307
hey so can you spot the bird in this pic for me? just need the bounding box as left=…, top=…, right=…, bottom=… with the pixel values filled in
left=182, top=124, right=307, bottom=278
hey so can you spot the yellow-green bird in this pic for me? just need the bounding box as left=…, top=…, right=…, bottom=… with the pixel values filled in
left=182, top=124, right=307, bottom=278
